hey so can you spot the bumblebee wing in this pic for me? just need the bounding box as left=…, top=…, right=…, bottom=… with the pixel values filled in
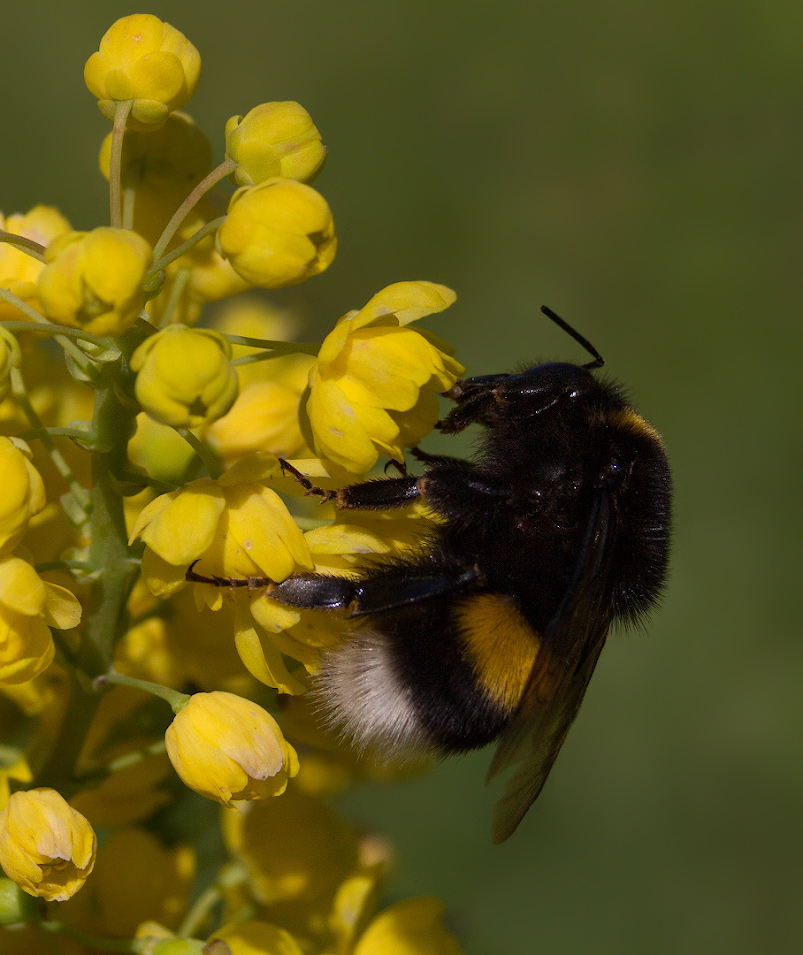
left=488, top=489, right=616, bottom=844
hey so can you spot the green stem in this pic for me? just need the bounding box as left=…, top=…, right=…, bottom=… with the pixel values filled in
left=177, top=428, right=223, bottom=479
left=0, top=289, right=101, bottom=373
left=178, top=884, right=222, bottom=939
left=74, top=736, right=167, bottom=788
left=78, top=385, right=141, bottom=676
left=122, top=181, right=136, bottom=231
left=109, top=100, right=133, bottom=228
left=179, top=862, right=248, bottom=938
left=97, top=669, right=188, bottom=713
left=222, top=333, right=320, bottom=356
left=35, top=559, right=97, bottom=575
left=16, top=426, right=100, bottom=446
left=32, top=386, right=141, bottom=792
left=0, top=318, right=112, bottom=348
left=155, top=267, right=191, bottom=327
left=0, top=230, right=45, bottom=260
left=0, top=287, right=51, bottom=325
left=150, top=216, right=226, bottom=274
left=152, top=157, right=236, bottom=262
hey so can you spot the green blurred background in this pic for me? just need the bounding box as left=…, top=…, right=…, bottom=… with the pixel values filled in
left=2, top=2, right=802, bottom=952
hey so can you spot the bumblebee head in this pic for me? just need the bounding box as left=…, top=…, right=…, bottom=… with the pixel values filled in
left=439, top=307, right=609, bottom=434
left=440, top=361, right=603, bottom=433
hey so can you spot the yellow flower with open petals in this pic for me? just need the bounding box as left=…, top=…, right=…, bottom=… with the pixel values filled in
left=0, top=556, right=81, bottom=686
left=130, top=454, right=313, bottom=599
left=165, top=691, right=299, bottom=804
left=0, top=788, right=96, bottom=902
left=0, top=438, right=46, bottom=556
left=0, top=206, right=72, bottom=321
left=306, top=282, right=463, bottom=473
left=84, top=14, right=201, bottom=128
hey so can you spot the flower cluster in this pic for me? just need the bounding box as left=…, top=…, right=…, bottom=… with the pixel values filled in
left=0, top=13, right=466, bottom=955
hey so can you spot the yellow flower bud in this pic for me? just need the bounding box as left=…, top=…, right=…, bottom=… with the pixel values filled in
left=0, top=438, right=45, bottom=555
left=165, top=691, right=299, bottom=804
left=0, top=555, right=81, bottom=685
left=218, top=179, right=336, bottom=289
left=211, top=920, right=305, bottom=955
left=353, top=897, right=465, bottom=955
left=307, top=282, right=463, bottom=472
left=225, top=102, right=326, bottom=187
left=131, top=326, right=238, bottom=428
left=0, top=206, right=72, bottom=321
left=84, top=14, right=201, bottom=128
left=37, top=227, right=152, bottom=336
left=0, top=788, right=96, bottom=902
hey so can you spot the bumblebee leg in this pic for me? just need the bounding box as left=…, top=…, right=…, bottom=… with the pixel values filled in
left=279, top=457, right=421, bottom=510
left=408, top=446, right=465, bottom=468
left=268, top=565, right=480, bottom=616
left=439, top=374, right=512, bottom=433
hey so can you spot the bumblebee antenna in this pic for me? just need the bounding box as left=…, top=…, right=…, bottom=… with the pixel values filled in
left=540, top=305, right=604, bottom=369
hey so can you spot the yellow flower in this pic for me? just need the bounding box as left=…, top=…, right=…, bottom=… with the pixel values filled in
left=0, top=788, right=96, bottom=902
left=131, top=326, right=239, bottom=428
left=306, top=282, right=463, bottom=472
left=201, top=299, right=313, bottom=465
left=84, top=14, right=201, bottom=128
left=222, top=790, right=359, bottom=940
left=0, top=329, right=21, bottom=403
left=0, top=206, right=72, bottom=321
left=353, top=897, right=465, bottom=955
left=0, top=556, right=81, bottom=686
left=204, top=353, right=314, bottom=466
left=225, top=102, right=326, bottom=187
left=165, top=691, right=299, bottom=804
left=218, top=178, right=336, bottom=288
left=37, top=227, right=152, bottom=336
left=130, top=454, right=313, bottom=599
left=66, top=828, right=195, bottom=937
left=0, top=438, right=46, bottom=556
left=211, top=920, right=305, bottom=955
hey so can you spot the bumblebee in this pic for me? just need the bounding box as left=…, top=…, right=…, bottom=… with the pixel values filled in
left=190, top=307, right=672, bottom=842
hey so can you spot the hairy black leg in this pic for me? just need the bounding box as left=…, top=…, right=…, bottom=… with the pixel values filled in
left=278, top=457, right=421, bottom=510
left=408, top=446, right=465, bottom=468
left=269, top=565, right=480, bottom=616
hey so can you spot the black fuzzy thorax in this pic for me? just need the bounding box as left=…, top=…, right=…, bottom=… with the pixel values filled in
left=372, top=367, right=671, bottom=752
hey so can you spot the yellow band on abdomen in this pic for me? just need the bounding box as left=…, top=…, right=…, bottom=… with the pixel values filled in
left=454, top=593, right=540, bottom=713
